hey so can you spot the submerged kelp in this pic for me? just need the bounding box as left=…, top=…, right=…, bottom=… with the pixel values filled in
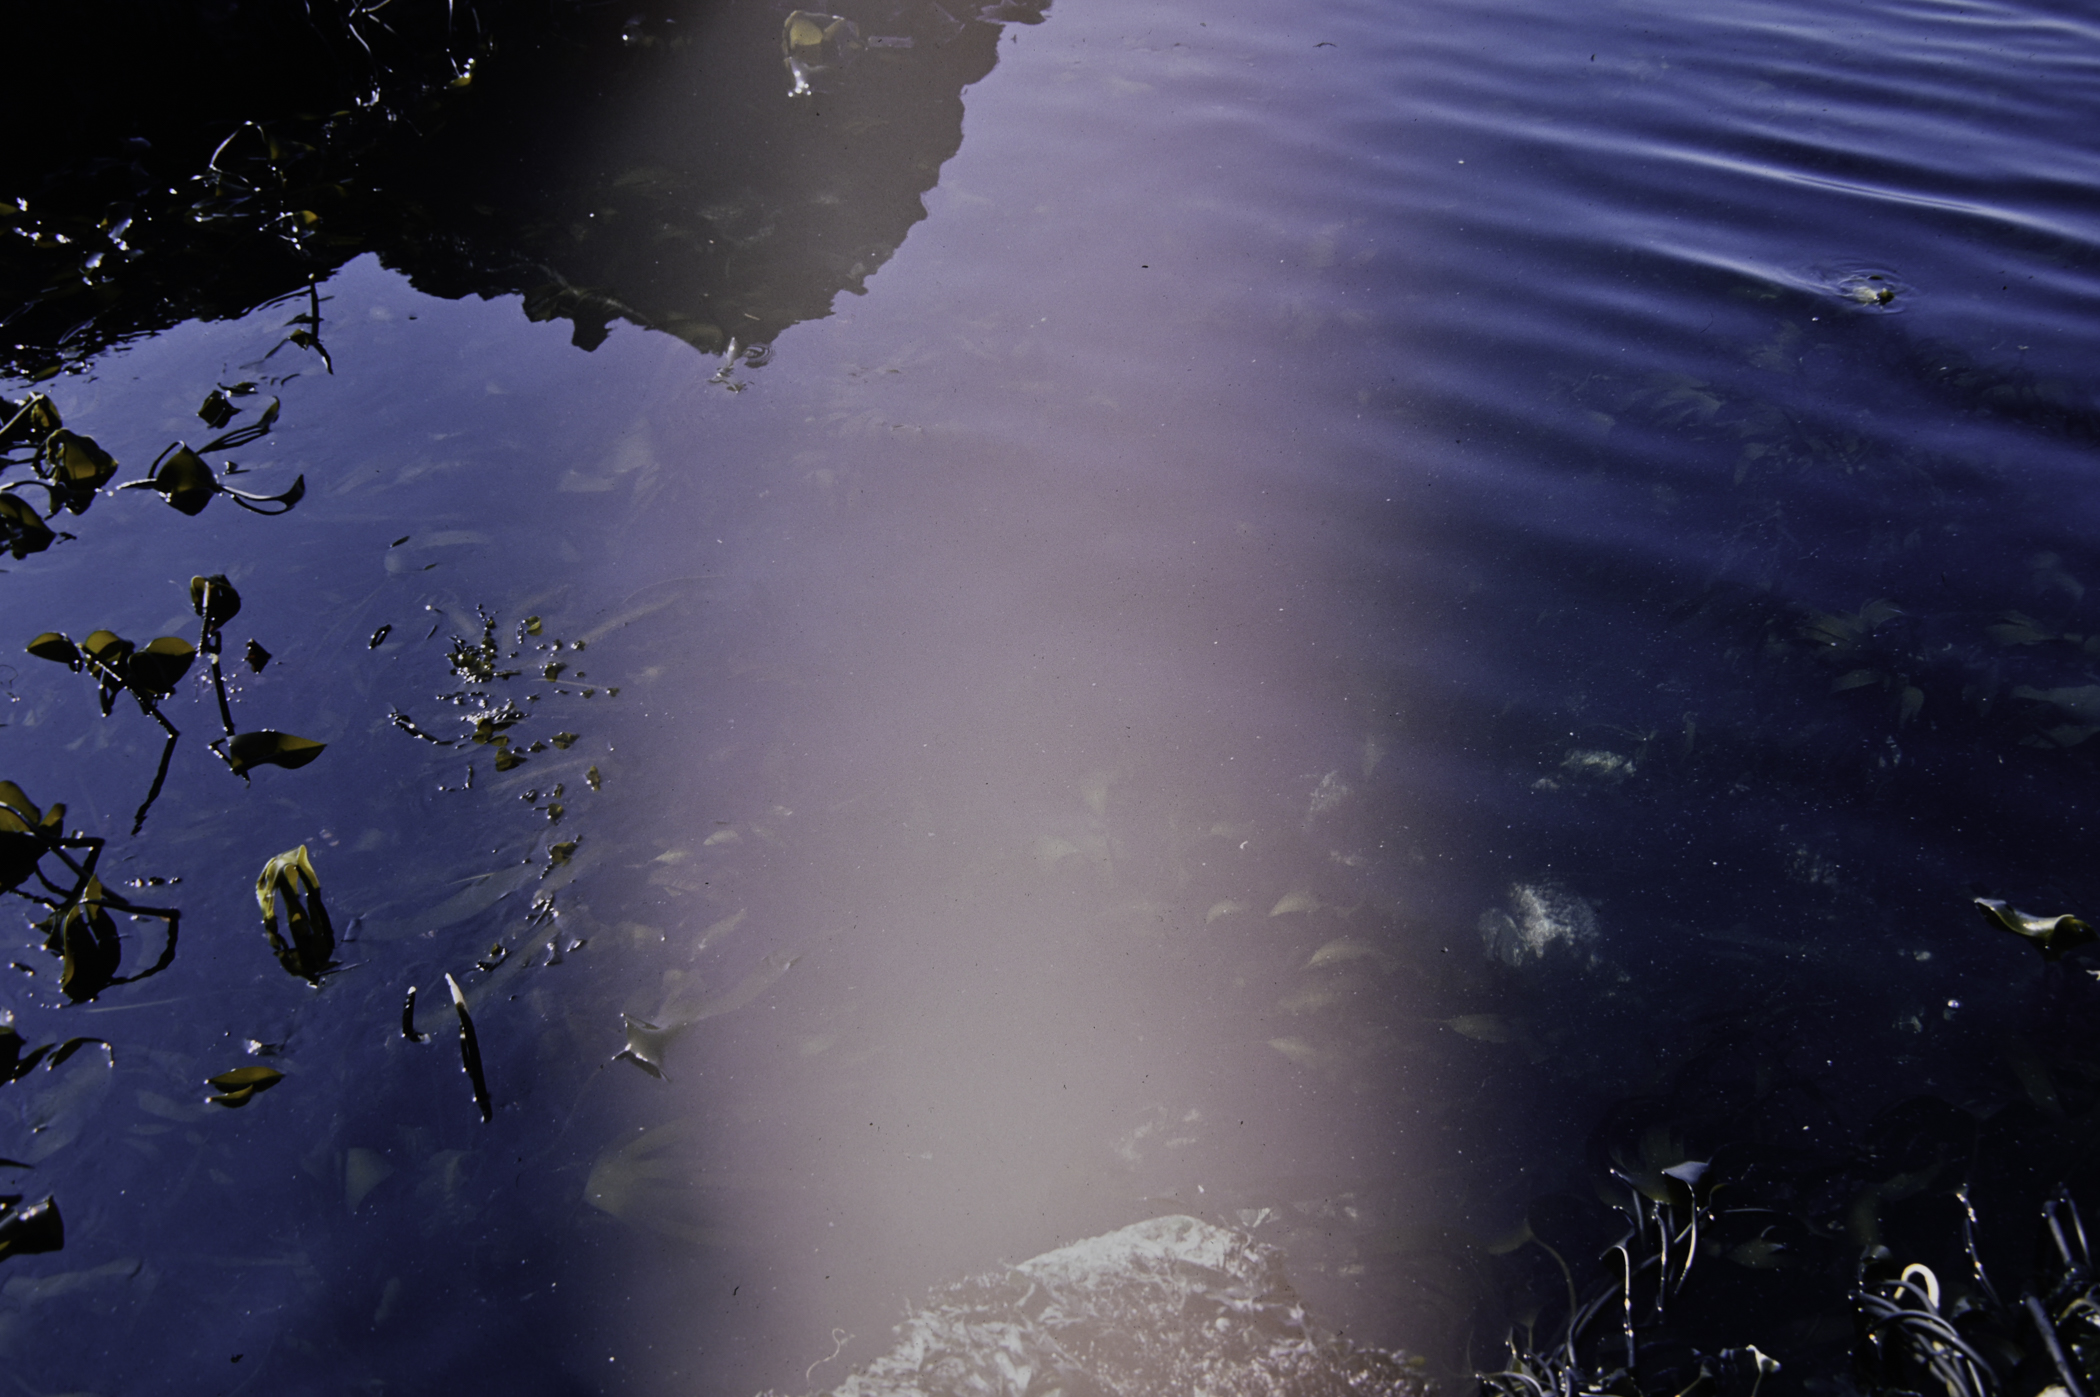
left=1470, top=912, right=2100, bottom=1397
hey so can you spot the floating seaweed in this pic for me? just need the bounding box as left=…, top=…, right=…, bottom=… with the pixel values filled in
left=256, top=845, right=335, bottom=983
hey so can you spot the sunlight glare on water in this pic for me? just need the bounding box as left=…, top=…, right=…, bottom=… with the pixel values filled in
left=4, top=0, right=2100, bottom=1390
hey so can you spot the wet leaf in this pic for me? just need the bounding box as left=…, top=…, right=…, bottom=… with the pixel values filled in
left=0, top=781, right=51, bottom=831
left=206, top=1065, right=285, bottom=1091
left=585, top=766, right=601, bottom=792
left=0, top=1196, right=63, bottom=1261
left=446, top=973, right=492, bottom=1122
left=224, top=731, right=326, bottom=777
left=47, top=881, right=121, bottom=1003
left=369, top=624, right=391, bottom=649
left=24, top=633, right=80, bottom=670
left=256, top=845, right=335, bottom=982
left=1975, top=898, right=2095, bottom=960
left=550, top=731, right=579, bottom=749
left=77, top=630, right=133, bottom=714
left=0, top=393, right=58, bottom=446
left=285, top=331, right=331, bottom=371
left=189, top=574, right=241, bottom=629
left=243, top=640, right=271, bottom=673
left=128, top=444, right=219, bottom=515
left=197, top=390, right=236, bottom=429
left=0, top=493, right=56, bottom=559
left=43, top=431, right=117, bottom=512
left=0, top=781, right=60, bottom=897
left=205, top=1064, right=284, bottom=1107
left=125, top=637, right=195, bottom=700
left=493, top=747, right=525, bottom=772
left=547, top=840, right=577, bottom=867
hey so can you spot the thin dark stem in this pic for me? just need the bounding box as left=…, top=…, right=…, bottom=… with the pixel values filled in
left=131, top=730, right=180, bottom=835
left=196, top=578, right=238, bottom=736
left=209, top=646, right=235, bottom=735
left=2025, top=1293, right=2088, bottom=1397
left=138, top=695, right=179, bottom=739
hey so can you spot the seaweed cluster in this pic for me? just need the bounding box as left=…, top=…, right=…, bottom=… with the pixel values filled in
left=1476, top=919, right=2100, bottom=1397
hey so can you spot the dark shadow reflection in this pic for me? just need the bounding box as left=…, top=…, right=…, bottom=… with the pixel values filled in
left=0, top=0, right=1047, bottom=376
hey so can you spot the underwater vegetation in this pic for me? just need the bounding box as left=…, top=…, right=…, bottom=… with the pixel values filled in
left=1472, top=899, right=2100, bottom=1397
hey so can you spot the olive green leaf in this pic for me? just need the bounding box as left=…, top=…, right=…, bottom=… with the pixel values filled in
left=284, top=331, right=332, bottom=371
left=0, top=492, right=55, bottom=559
left=42, top=879, right=122, bottom=1003
left=125, top=637, right=195, bottom=700
left=0, top=393, right=58, bottom=447
left=223, top=731, right=326, bottom=777
left=125, top=444, right=220, bottom=516
left=1976, top=898, right=2095, bottom=960
left=124, top=444, right=302, bottom=515
left=0, top=781, right=62, bottom=897
left=24, top=633, right=80, bottom=670
left=79, top=630, right=134, bottom=716
left=205, top=1064, right=284, bottom=1108
left=41, top=431, right=116, bottom=513
left=256, top=844, right=335, bottom=982
left=197, top=390, right=236, bottom=429
left=190, top=575, right=242, bottom=629
left=0, top=1196, right=63, bottom=1261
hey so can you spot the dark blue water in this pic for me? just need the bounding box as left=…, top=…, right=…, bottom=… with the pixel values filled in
left=5, top=0, right=2100, bottom=1392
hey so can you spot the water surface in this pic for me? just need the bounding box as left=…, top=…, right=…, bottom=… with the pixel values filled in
left=4, top=0, right=2100, bottom=1392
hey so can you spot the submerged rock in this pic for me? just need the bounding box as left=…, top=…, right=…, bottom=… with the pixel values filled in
left=787, top=1215, right=1432, bottom=1397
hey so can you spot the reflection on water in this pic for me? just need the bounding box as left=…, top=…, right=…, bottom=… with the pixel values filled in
left=1, top=0, right=1042, bottom=375
left=7, top=0, right=2100, bottom=1392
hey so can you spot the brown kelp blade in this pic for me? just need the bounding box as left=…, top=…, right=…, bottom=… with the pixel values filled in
left=446, top=973, right=492, bottom=1121
left=1976, top=898, right=2096, bottom=960
left=205, top=1064, right=285, bottom=1108
left=256, top=845, right=336, bottom=981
